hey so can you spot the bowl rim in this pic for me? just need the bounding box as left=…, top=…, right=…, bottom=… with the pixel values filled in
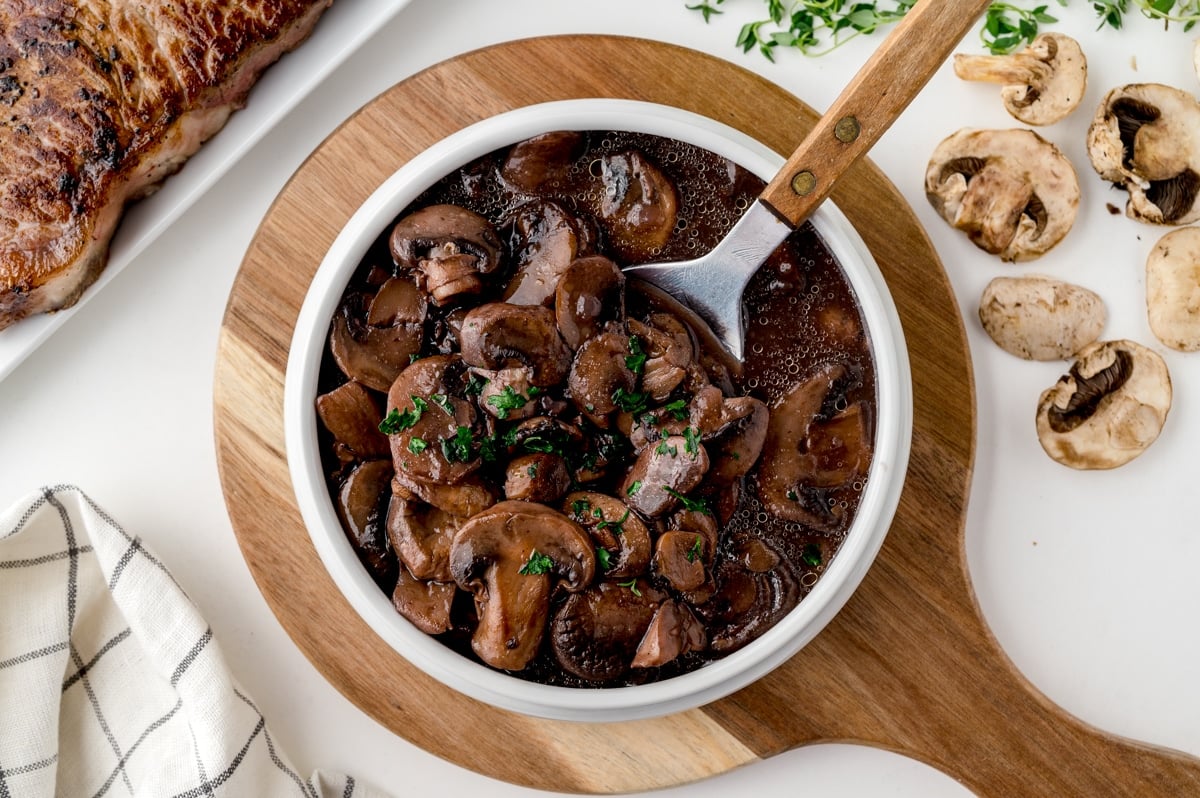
left=284, top=98, right=913, bottom=722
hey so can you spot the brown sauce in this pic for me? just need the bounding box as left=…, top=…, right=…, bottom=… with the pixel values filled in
left=316, top=130, right=875, bottom=687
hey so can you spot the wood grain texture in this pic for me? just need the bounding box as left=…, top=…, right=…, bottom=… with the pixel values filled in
left=213, top=35, right=1200, bottom=794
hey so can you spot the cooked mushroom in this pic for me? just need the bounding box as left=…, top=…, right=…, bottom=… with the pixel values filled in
left=621, top=434, right=710, bottom=518
left=1146, top=227, right=1200, bottom=351
left=596, top=150, right=678, bottom=262
left=329, top=277, right=427, bottom=392
left=554, top=255, right=625, bottom=349
left=1036, top=339, right=1172, bottom=469
left=652, top=530, right=708, bottom=592
left=953, top=33, right=1087, bottom=125
left=389, top=204, right=503, bottom=305
left=567, top=331, right=637, bottom=427
left=502, top=200, right=596, bottom=307
left=459, top=302, right=571, bottom=387
left=316, top=380, right=391, bottom=465
left=702, top=396, right=769, bottom=484
left=473, top=366, right=538, bottom=421
left=697, top=536, right=800, bottom=654
left=500, top=131, right=586, bottom=193
left=550, top=579, right=666, bottom=682
left=562, top=491, right=652, bottom=580
left=979, top=275, right=1107, bottom=360
left=926, top=128, right=1080, bottom=261
left=630, top=599, right=707, bottom=669
left=1087, top=84, right=1200, bottom=225
left=384, top=355, right=482, bottom=485
left=392, top=472, right=497, bottom=518
left=336, top=459, right=397, bottom=586
left=391, top=564, right=456, bottom=635
left=385, top=495, right=461, bottom=582
left=504, top=453, right=572, bottom=503
left=449, top=501, right=596, bottom=670
left=627, top=313, right=696, bottom=402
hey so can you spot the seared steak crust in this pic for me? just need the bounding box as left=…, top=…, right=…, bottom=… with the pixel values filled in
left=0, top=0, right=331, bottom=329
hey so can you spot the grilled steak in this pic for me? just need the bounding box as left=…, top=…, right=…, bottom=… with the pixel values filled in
left=0, top=0, right=332, bottom=329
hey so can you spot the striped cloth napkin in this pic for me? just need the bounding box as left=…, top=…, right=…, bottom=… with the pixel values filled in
left=0, top=485, right=387, bottom=798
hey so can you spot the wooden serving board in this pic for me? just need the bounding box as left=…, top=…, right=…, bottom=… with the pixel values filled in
left=213, top=36, right=1200, bottom=795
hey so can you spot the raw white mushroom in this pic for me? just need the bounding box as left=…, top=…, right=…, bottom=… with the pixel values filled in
left=926, top=128, right=1080, bottom=261
left=979, top=275, right=1106, bottom=360
left=954, top=33, right=1087, bottom=126
left=1146, top=227, right=1200, bottom=351
left=1036, top=340, right=1171, bottom=470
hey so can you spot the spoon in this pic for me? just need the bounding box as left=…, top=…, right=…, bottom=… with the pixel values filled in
left=625, top=0, right=994, bottom=362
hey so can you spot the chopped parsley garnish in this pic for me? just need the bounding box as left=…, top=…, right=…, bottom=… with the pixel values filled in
left=502, top=427, right=520, bottom=448
left=625, top=335, right=647, bottom=373
left=408, top=353, right=420, bottom=364
left=430, top=393, right=455, bottom=416
left=377, top=395, right=428, bottom=434
left=465, top=374, right=488, bottom=396
left=596, top=508, right=631, bottom=536
left=407, top=437, right=428, bottom=454
left=478, top=435, right=500, bottom=463
left=485, top=385, right=529, bottom=419
left=616, top=578, right=642, bottom=597
left=440, top=426, right=475, bottom=463
left=571, top=498, right=592, bottom=519
left=663, top=399, right=688, bottom=421
left=612, top=387, right=649, bottom=415
left=664, top=487, right=711, bottom=515
left=686, top=535, right=704, bottom=563
left=521, top=436, right=557, bottom=454
left=683, top=427, right=700, bottom=456
left=519, top=550, right=554, bottom=576
left=596, top=547, right=613, bottom=572
left=626, top=481, right=642, bottom=497
left=655, top=440, right=678, bottom=457
left=526, top=463, right=539, bottom=477
left=786, top=489, right=799, bottom=502
left=801, top=543, right=823, bottom=567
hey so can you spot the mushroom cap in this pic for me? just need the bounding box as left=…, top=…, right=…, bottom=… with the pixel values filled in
left=978, top=275, right=1107, bottom=360
left=621, top=435, right=711, bottom=518
left=1036, top=339, right=1172, bottom=469
left=389, top=204, right=503, bottom=304
left=329, top=278, right=426, bottom=392
left=502, top=200, right=596, bottom=307
left=1086, top=84, right=1200, bottom=225
left=925, top=128, right=1080, bottom=261
left=459, top=302, right=572, bottom=387
left=595, top=150, right=678, bottom=262
left=449, top=501, right=596, bottom=670
left=385, top=355, right=481, bottom=485
left=953, top=33, right=1087, bottom=126
left=554, top=255, right=625, bottom=350
left=562, top=491, right=652, bottom=580
left=1147, top=227, right=1200, bottom=351
left=499, top=131, right=586, bottom=193
left=550, top=580, right=666, bottom=682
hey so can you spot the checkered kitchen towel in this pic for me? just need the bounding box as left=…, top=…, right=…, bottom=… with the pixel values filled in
left=0, top=485, right=388, bottom=798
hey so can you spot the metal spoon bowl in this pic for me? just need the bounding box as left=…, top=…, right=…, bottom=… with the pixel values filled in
left=625, top=0, right=994, bottom=361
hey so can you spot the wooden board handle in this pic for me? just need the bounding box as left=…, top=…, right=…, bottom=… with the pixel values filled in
left=761, top=0, right=993, bottom=226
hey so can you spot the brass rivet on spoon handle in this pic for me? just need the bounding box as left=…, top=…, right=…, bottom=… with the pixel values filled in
left=790, top=170, right=817, bottom=197
left=834, top=115, right=861, bottom=143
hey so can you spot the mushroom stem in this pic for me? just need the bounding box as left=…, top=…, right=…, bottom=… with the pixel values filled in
left=953, top=53, right=1052, bottom=88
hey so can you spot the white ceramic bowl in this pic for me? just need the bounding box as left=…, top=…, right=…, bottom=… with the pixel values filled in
left=285, top=99, right=913, bottom=722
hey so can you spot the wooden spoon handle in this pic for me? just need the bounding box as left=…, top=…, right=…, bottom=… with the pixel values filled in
left=760, top=0, right=993, bottom=226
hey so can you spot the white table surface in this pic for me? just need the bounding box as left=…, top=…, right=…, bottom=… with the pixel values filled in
left=2, top=2, right=1198, bottom=795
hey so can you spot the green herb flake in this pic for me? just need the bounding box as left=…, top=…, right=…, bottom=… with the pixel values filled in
left=519, top=550, right=554, bottom=576
left=616, top=578, right=642, bottom=597
left=430, top=393, right=455, bottom=416
left=611, top=387, right=649, bottom=415
left=521, top=435, right=557, bottom=455
left=683, top=427, right=700, bottom=457
left=485, top=384, right=529, bottom=419
left=655, top=440, right=679, bottom=457
left=663, top=399, right=688, bottom=421
left=502, top=427, right=520, bottom=448
left=596, top=509, right=631, bottom=536
left=786, top=489, right=799, bottom=502
left=625, top=335, right=648, bottom=374
left=378, top=396, right=426, bottom=435
left=571, top=498, right=592, bottom=520
left=686, top=535, right=704, bottom=563
left=596, top=547, right=613, bottom=572
left=626, top=481, right=643, bottom=497
left=440, top=425, right=475, bottom=463
left=801, top=543, right=823, bottom=568
left=465, top=374, right=488, bottom=396
left=527, top=462, right=539, bottom=477
left=478, top=435, right=500, bottom=463
left=407, top=437, right=428, bottom=455
left=664, top=487, right=711, bottom=515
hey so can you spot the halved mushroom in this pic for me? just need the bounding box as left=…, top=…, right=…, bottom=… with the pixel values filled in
left=505, top=453, right=572, bottom=503
left=596, top=150, right=678, bottom=262
left=1146, top=227, right=1200, bottom=351
left=385, top=495, right=461, bottom=582
left=554, top=255, right=625, bottom=349
left=500, top=131, right=586, bottom=193
left=621, top=434, right=710, bottom=518
left=953, top=33, right=1087, bottom=125
left=502, top=200, right=596, bottom=307
left=926, top=128, right=1079, bottom=261
left=1036, top=339, right=1172, bottom=469
left=385, top=355, right=482, bottom=485
left=392, top=472, right=497, bottom=519
left=630, top=599, right=707, bottom=670
left=389, top=205, right=502, bottom=305
left=391, top=564, right=456, bottom=635
left=567, top=331, right=637, bottom=427
left=697, top=536, right=800, bottom=654
left=336, top=459, right=397, bottom=587
left=562, top=491, right=652, bottom=580
left=550, top=579, right=666, bottom=682
left=449, top=501, right=596, bottom=670
left=652, top=530, right=708, bottom=592
left=757, top=362, right=872, bottom=532
left=316, top=380, right=391, bottom=465
left=702, top=396, right=770, bottom=484
left=627, top=314, right=696, bottom=402
left=459, top=302, right=571, bottom=387
left=329, top=277, right=427, bottom=392
left=979, top=275, right=1106, bottom=361
left=473, top=366, right=538, bottom=421
left=1087, top=84, right=1200, bottom=225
